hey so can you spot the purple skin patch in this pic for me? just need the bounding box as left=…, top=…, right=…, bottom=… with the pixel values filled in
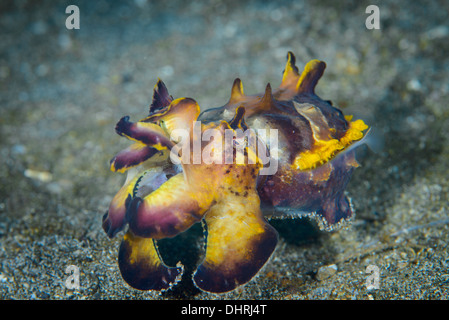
left=258, top=151, right=357, bottom=227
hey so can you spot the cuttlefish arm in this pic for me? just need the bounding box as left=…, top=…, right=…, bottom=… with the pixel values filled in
left=194, top=191, right=278, bottom=293
left=110, top=143, right=168, bottom=173
left=110, top=97, right=201, bottom=173
left=117, top=170, right=215, bottom=291
left=193, top=161, right=278, bottom=293
left=126, top=173, right=215, bottom=239
left=118, top=230, right=183, bottom=291
left=102, top=171, right=144, bottom=238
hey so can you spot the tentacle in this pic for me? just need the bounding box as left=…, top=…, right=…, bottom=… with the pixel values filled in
left=193, top=191, right=278, bottom=293
left=115, top=116, right=173, bottom=150
left=118, top=230, right=183, bottom=291
left=102, top=171, right=144, bottom=238
left=127, top=173, right=214, bottom=239
left=110, top=142, right=168, bottom=173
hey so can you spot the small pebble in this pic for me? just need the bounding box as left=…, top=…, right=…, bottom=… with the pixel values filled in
left=316, top=264, right=338, bottom=281
left=24, top=169, right=53, bottom=183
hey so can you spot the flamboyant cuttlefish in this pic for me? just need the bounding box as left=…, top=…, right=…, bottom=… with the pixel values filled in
left=102, top=52, right=369, bottom=293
